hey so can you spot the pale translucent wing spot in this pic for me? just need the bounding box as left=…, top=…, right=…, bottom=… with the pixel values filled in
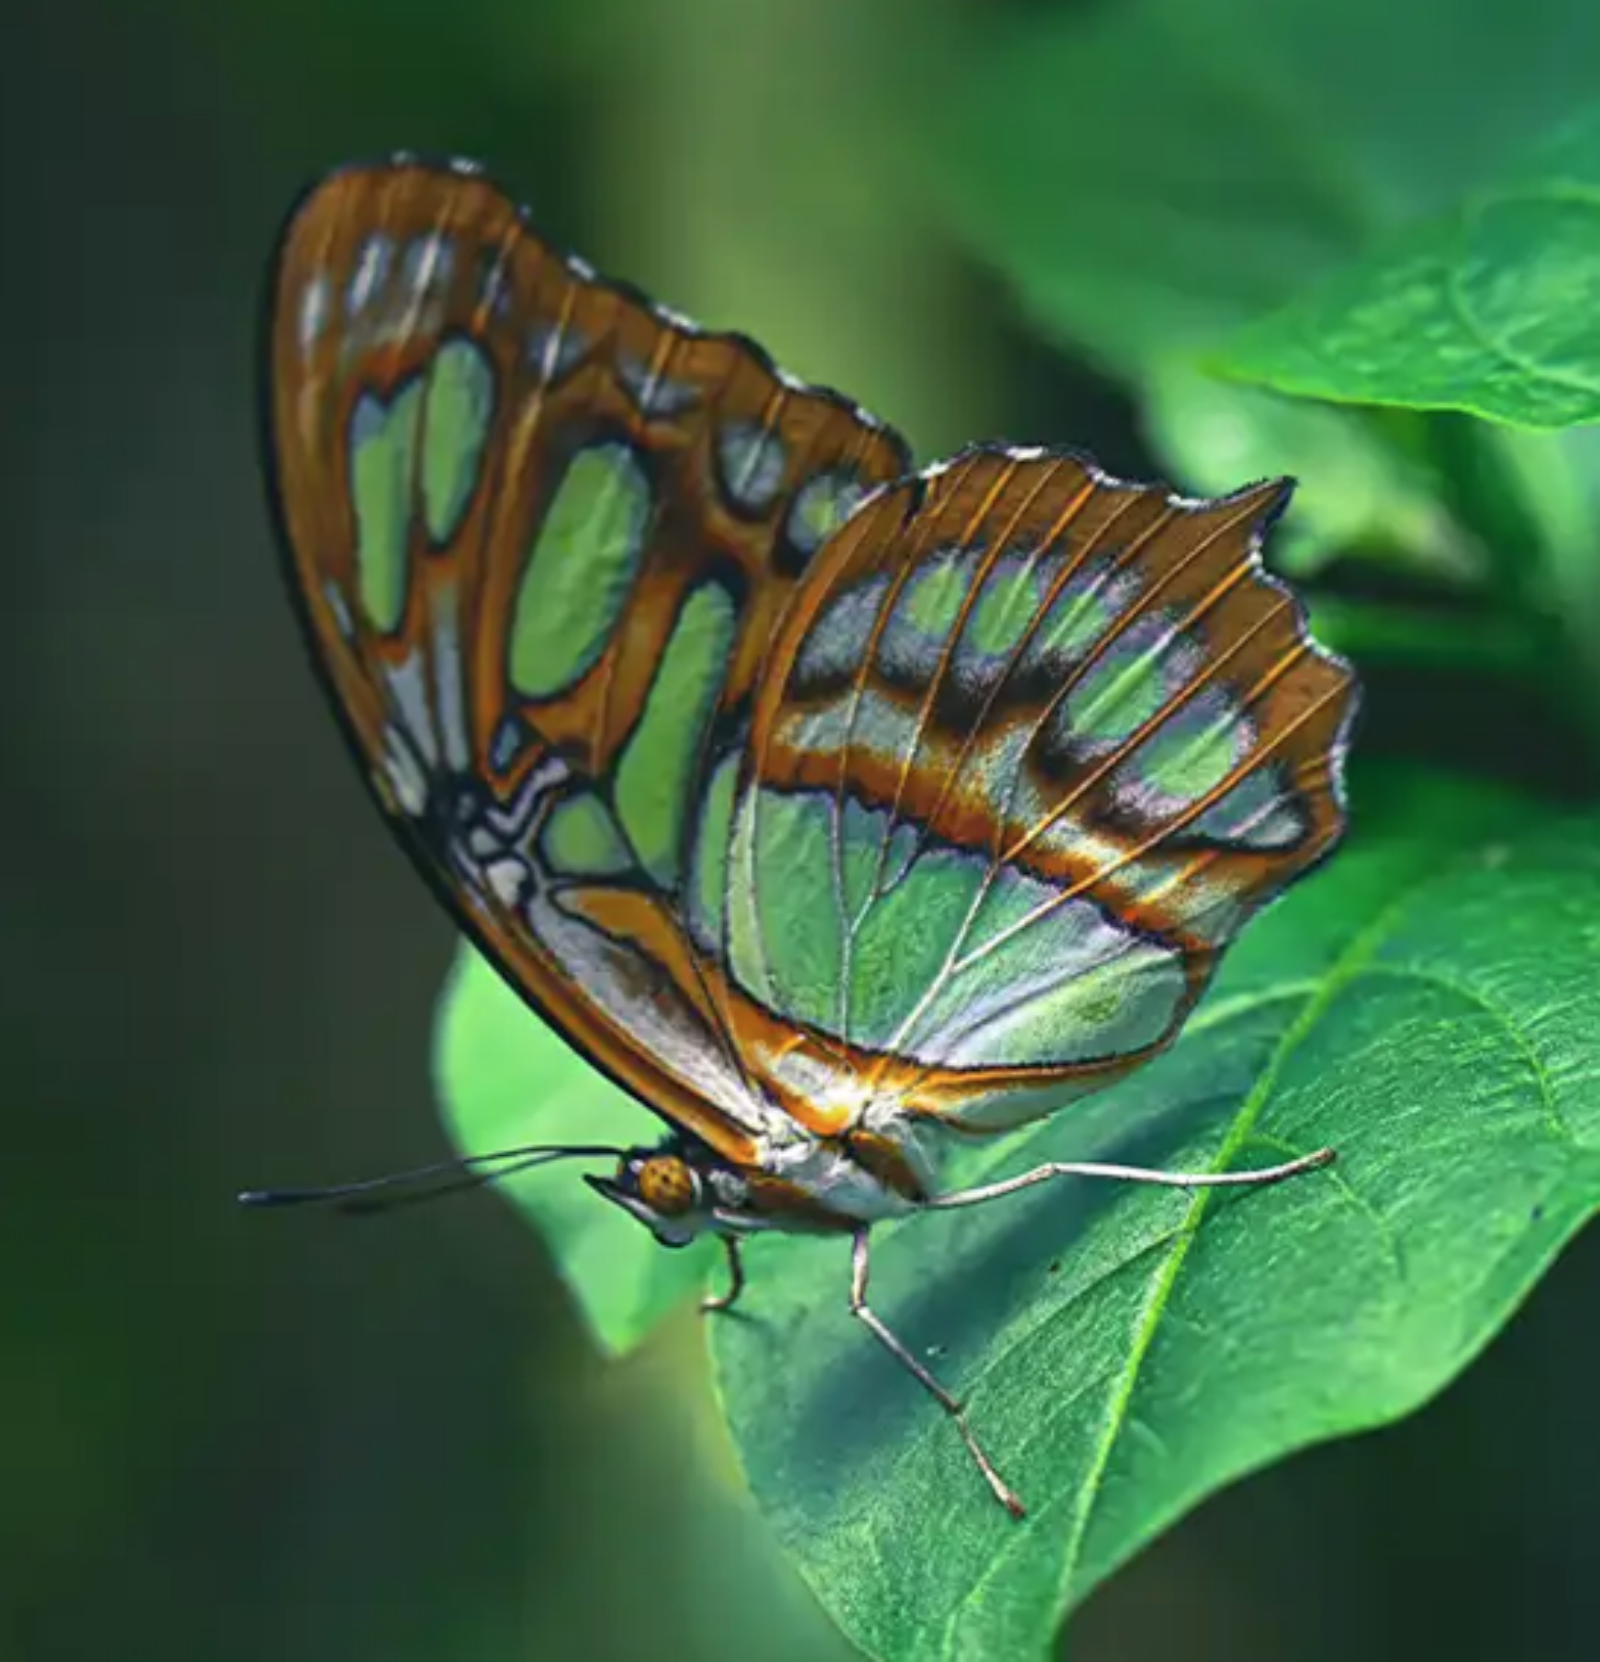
left=1048, top=612, right=1204, bottom=758
left=882, top=846, right=1187, bottom=1068
left=949, top=553, right=1047, bottom=699
left=687, top=753, right=740, bottom=951
left=838, top=795, right=888, bottom=923
left=348, top=382, right=423, bottom=632
left=748, top=791, right=846, bottom=1030
left=1190, top=768, right=1308, bottom=850
left=794, top=576, right=892, bottom=686
left=769, top=683, right=934, bottom=819
left=379, top=726, right=429, bottom=816
left=928, top=931, right=1187, bottom=1070
left=346, top=235, right=395, bottom=319
left=876, top=546, right=982, bottom=684
left=471, top=245, right=515, bottom=323
left=846, top=837, right=988, bottom=1052
left=526, top=318, right=588, bottom=382
left=488, top=712, right=534, bottom=774
left=394, top=234, right=455, bottom=344
left=727, top=785, right=778, bottom=1007
left=852, top=688, right=923, bottom=771
left=539, top=792, right=635, bottom=878
left=419, top=339, right=495, bottom=544
left=777, top=701, right=853, bottom=756
left=384, top=650, right=441, bottom=768
left=507, top=442, right=651, bottom=699
left=1017, top=559, right=1141, bottom=678
left=299, top=274, right=332, bottom=355
left=1106, top=686, right=1254, bottom=825
left=874, top=818, right=921, bottom=901
left=345, top=232, right=450, bottom=355
left=322, top=579, right=355, bottom=640
left=786, top=469, right=870, bottom=561
left=612, top=584, right=738, bottom=885
left=464, top=822, right=503, bottom=861
left=717, top=419, right=788, bottom=513
left=616, top=351, right=698, bottom=418
left=402, top=232, right=454, bottom=298
left=429, top=582, right=471, bottom=771
left=965, top=724, right=1031, bottom=847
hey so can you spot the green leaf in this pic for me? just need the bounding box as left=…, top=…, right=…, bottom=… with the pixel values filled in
left=1143, top=366, right=1479, bottom=582
left=1221, top=108, right=1600, bottom=427
left=434, top=947, right=714, bottom=1357
left=928, top=0, right=1600, bottom=377
left=1478, top=423, right=1600, bottom=739
left=710, top=789, right=1600, bottom=1659
left=922, top=0, right=1600, bottom=582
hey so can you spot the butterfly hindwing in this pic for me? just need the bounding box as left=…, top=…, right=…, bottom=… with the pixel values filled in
left=265, top=157, right=913, bottom=1156
left=706, top=447, right=1357, bottom=1131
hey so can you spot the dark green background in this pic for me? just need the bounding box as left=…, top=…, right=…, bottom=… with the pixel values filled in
left=6, top=2, right=1597, bottom=1659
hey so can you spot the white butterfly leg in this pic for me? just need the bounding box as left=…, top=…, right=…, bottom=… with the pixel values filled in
left=849, top=1227, right=1027, bottom=1519
left=923, top=1146, right=1334, bottom=1212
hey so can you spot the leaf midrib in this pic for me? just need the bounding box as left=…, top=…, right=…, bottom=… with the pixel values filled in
left=1049, top=882, right=1431, bottom=1600
left=936, top=865, right=1451, bottom=1659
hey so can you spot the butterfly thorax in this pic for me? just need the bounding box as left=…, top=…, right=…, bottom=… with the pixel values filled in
left=585, top=1110, right=939, bottom=1246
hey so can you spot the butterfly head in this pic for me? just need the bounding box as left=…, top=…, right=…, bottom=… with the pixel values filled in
left=584, top=1145, right=719, bottom=1248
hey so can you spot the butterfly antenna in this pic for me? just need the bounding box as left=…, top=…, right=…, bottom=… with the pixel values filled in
left=237, top=1143, right=628, bottom=1217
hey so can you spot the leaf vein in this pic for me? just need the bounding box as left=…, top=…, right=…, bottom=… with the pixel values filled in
left=1048, top=868, right=1452, bottom=1609
left=1352, top=961, right=1574, bottom=1146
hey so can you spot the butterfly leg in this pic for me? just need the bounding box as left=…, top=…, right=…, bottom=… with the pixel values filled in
left=924, top=1146, right=1335, bottom=1213
left=701, top=1236, right=747, bottom=1314
left=848, top=1227, right=1026, bottom=1520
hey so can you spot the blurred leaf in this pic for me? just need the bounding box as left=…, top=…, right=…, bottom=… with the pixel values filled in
left=1220, top=107, right=1600, bottom=427
left=1144, top=367, right=1479, bottom=581
left=928, top=0, right=1600, bottom=376
left=710, top=783, right=1600, bottom=1659
left=1480, top=422, right=1600, bottom=745
left=1301, top=595, right=1544, bottom=679
left=924, top=0, right=1600, bottom=585
left=435, top=948, right=713, bottom=1357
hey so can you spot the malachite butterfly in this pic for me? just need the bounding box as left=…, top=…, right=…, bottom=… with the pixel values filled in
left=254, top=155, right=1359, bottom=1518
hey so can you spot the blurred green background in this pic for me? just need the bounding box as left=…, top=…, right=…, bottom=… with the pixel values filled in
left=7, top=0, right=1599, bottom=1658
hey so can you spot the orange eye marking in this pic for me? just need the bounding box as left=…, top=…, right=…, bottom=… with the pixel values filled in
left=637, top=1156, right=698, bottom=1216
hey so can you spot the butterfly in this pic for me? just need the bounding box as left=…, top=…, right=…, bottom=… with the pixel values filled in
left=255, top=154, right=1359, bottom=1518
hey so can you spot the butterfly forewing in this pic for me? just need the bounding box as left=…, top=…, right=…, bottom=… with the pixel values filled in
left=265, top=158, right=912, bottom=1156
left=711, top=447, right=1357, bottom=1131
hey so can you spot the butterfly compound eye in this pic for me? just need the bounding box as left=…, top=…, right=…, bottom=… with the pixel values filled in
left=636, top=1155, right=699, bottom=1217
